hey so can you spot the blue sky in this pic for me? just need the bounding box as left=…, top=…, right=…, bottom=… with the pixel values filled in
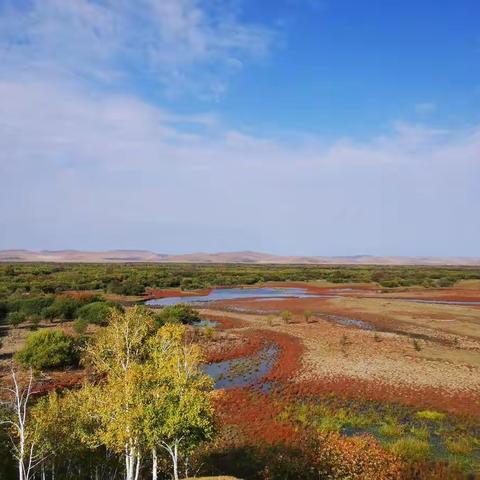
left=0, top=0, right=479, bottom=256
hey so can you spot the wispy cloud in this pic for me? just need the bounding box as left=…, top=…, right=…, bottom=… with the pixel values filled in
left=0, top=0, right=275, bottom=97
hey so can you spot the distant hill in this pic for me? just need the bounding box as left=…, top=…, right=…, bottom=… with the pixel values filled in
left=1, top=249, right=479, bottom=266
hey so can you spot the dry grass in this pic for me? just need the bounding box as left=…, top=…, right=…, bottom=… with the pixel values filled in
left=200, top=288, right=480, bottom=394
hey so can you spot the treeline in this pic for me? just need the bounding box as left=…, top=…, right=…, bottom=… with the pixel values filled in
left=0, top=291, right=123, bottom=334
left=1, top=263, right=479, bottom=297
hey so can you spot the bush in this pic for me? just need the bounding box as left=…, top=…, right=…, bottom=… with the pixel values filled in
left=28, top=314, right=41, bottom=331
left=445, top=436, right=476, bottom=455
left=49, top=296, right=82, bottom=321
left=7, top=311, right=27, bottom=327
left=13, top=296, right=54, bottom=316
left=77, top=301, right=120, bottom=325
left=15, top=329, right=77, bottom=370
left=154, top=304, right=200, bottom=327
left=73, top=318, right=89, bottom=335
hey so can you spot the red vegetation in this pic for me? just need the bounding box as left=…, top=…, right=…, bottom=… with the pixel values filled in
left=204, top=331, right=264, bottom=363
left=259, top=330, right=304, bottom=383
left=212, top=390, right=406, bottom=479
left=283, top=376, right=480, bottom=417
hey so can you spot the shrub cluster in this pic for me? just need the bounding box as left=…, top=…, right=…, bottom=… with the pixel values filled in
left=15, top=329, right=78, bottom=370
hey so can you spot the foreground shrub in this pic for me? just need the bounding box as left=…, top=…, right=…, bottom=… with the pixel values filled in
left=15, top=329, right=77, bottom=370
left=315, top=433, right=403, bottom=479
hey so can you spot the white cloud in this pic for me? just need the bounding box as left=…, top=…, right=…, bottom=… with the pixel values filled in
left=0, top=0, right=275, bottom=97
left=0, top=79, right=479, bottom=255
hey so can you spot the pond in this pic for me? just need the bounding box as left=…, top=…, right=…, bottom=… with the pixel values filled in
left=203, top=344, right=278, bottom=389
left=146, top=287, right=321, bottom=307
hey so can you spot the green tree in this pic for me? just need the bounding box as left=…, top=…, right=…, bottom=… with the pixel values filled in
left=83, top=307, right=213, bottom=480
left=154, top=304, right=200, bottom=327
left=83, top=306, right=155, bottom=480
left=141, top=324, right=214, bottom=480
left=77, top=301, right=120, bottom=326
left=7, top=311, right=27, bottom=327
left=15, top=329, right=77, bottom=370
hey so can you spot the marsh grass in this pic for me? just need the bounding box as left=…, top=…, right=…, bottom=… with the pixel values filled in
left=416, top=410, right=446, bottom=422
left=445, top=436, right=476, bottom=455
left=279, top=397, right=480, bottom=473
left=410, top=425, right=430, bottom=441
left=379, top=419, right=405, bottom=437
left=388, top=436, right=431, bottom=462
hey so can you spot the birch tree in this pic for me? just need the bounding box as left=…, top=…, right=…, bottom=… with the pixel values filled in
left=0, top=366, right=43, bottom=480
left=141, top=324, right=214, bottom=480
left=84, top=306, right=154, bottom=480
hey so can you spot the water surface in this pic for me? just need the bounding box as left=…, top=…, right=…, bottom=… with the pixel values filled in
left=203, top=344, right=278, bottom=389
left=146, top=287, right=321, bottom=307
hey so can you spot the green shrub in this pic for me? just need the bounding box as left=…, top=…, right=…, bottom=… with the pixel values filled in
left=77, top=301, right=119, bottom=325
left=154, top=304, right=200, bottom=326
left=415, top=410, right=446, bottom=422
left=410, top=425, right=429, bottom=440
left=388, top=436, right=430, bottom=462
left=73, top=318, right=89, bottom=335
left=15, top=329, right=77, bottom=370
left=28, top=314, right=41, bottom=331
left=7, top=311, right=27, bottom=326
left=14, top=296, right=54, bottom=316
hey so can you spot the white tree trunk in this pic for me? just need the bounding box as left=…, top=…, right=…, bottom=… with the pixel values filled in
left=152, top=448, right=158, bottom=480
left=173, top=442, right=178, bottom=480
left=1, top=368, right=40, bottom=480
left=125, top=445, right=141, bottom=480
left=160, top=440, right=180, bottom=480
left=134, top=453, right=141, bottom=480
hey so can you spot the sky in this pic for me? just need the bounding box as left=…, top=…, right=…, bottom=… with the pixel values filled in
left=0, top=0, right=479, bottom=256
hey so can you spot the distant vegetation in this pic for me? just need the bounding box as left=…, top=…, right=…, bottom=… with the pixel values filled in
left=1, top=263, right=479, bottom=300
